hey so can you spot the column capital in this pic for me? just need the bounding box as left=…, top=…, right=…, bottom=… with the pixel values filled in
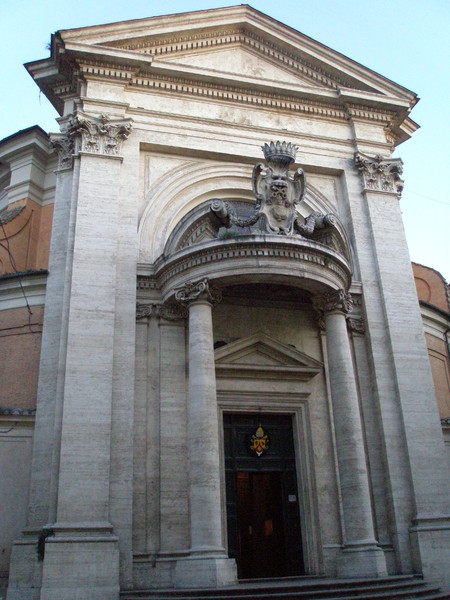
left=65, top=111, right=132, bottom=157
left=313, top=289, right=353, bottom=317
left=136, top=303, right=153, bottom=320
left=136, top=303, right=188, bottom=321
left=175, top=278, right=222, bottom=307
left=347, top=316, right=366, bottom=335
left=354, top=152, right=404, bottom=197
left=50, top=134, right=75, bottom=170
left=155, top=303, right=188, bottom=322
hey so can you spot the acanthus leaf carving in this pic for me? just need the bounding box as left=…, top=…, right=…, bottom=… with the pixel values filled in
left=355, top=152, right=404, bottom=197
left=67, top=112, right=132, bottom=157
left=50, top=135, right=74, bottom=170
left=155, top=303, right=188, bottom=321
left=313, top=289, right=353, bottom=316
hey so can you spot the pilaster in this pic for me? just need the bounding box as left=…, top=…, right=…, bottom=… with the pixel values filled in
left=13, top=111, right=134, bottom=600
left=155, top=304, right=190, bottom=554
left=353, top=152, right=450, bottom=586
left=7, top=129, right=77, bottom=600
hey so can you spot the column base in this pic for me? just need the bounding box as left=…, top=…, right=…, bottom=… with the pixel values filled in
left=39, top=523, right=120, bottom=600
left=7, top=529, right=43, bottom=600
left=337, top=543, right=387, bottom=578
left=174, top=555, right=237, bottom=589
left=409, top=515, right=450, bottom=589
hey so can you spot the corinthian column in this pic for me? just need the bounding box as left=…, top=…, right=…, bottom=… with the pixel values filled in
left=315, top=289, right=386, bottom=577
left=176, top=279, right=223, bottom=553
left=175, top=279, right=237, bottom=587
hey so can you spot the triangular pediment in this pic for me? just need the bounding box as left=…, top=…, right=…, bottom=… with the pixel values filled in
left=29, top=5, right=418, bottom=141
left=52, top=6, right=417, bottom=100
left=215, top=332, right=322, bottom=381
left=156, top=45, right=322, bottom=89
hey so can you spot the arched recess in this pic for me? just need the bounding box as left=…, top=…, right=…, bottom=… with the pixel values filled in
left=138, top=161, right=338, bottom=263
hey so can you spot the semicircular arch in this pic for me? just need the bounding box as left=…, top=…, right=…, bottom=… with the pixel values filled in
left=138, top=161, right=339, bottom=263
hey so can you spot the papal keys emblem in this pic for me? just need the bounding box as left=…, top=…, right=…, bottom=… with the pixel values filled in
left=250, top=426, right=270, bottom=457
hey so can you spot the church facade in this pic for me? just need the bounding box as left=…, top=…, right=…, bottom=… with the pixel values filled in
left=1, top=6, right=449, bottom=599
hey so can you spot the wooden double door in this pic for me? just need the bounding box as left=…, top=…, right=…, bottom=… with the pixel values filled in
left=224, top=413, right=304, bottom=579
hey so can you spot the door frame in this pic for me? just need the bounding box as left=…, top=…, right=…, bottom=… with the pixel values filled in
left=217, top=391, right=322, bottom=575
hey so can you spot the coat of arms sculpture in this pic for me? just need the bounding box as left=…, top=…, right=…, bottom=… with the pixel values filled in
left=210, top=141, right=335, bottom=237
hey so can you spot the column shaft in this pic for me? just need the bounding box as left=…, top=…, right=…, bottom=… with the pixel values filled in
left=187, top=299, right=224, bottom=553
left=317, top=289, right=387, bottom=577
left=325, top=310, right=375, bottom=544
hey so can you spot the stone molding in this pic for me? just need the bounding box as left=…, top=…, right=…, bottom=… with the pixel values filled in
left=50, top=135, right=75, bottom=170
left=313, top=289, right=353, bottom=316
left=175, top=278, right=222, bottom=307
left=66, top=112, right=132, bottom=157
left=0, top=407, right=36, bottom=416
left=134, top=71, right=349, bottom=117
left=95, top=27, right=353, bottom=90
left=156, top=238, right=351, bottom=296
left=355, top=152, right=404, bottom=197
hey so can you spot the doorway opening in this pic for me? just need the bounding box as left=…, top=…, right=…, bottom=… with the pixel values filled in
left=224, top=413, right=304, bottom=579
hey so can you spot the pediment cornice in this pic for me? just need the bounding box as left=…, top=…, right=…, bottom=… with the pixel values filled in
left=214, top=331, right=322, bottom=381
left=26, top=5, right=418, bottom=143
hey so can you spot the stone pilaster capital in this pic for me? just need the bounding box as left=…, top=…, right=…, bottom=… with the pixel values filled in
left=354, top=152, right=404, bottom=197
left=50, top=134, right=74, bottom=170
left=347, top=316, right=365, bottom=335
left=136, top=303, right=153, bottom=320
left=313, top=289, right=353, bottom=317
left=155, top=303, right=188, bottom=322
left=66, top=112, right=132, bottom=157
left=136, top=302, right=190, bottom=321
left=175, top=278, right=222, bottom=307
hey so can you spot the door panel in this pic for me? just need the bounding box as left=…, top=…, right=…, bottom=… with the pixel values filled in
left=224, top=413, right=304, bottom=578
left=236, top=471, right=285, bottom=578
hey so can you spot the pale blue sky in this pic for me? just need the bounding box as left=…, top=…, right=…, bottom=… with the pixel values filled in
left=1, top=0, right=448, bottom=281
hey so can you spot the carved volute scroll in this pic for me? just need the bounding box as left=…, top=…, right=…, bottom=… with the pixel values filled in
left=355, top=152, right=404, bottom=197
left=67, top=112, right=132, bottom=157
left=136, top=303, right=153, bottom=320
left=175, top=278, right=222, bottom=307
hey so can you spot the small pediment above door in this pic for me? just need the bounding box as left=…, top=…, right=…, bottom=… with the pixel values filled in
left=215, top=332, right=322, bottom=381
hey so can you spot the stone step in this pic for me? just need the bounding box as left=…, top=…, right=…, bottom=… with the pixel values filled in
left=121, top=575, right=450, bottom=600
